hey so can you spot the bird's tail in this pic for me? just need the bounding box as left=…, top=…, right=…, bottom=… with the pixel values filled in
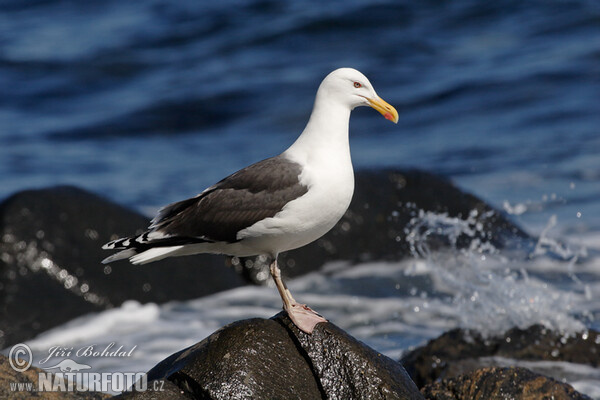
left=102, top=235, right=186, bottom=265
left=101, top=248, right=137, bottom=264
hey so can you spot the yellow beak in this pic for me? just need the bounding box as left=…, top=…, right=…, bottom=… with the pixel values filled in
left=367, top=96, right=399, bottom=124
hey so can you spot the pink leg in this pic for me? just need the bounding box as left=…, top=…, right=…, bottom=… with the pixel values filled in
left=270, top=258, right=327, bottom=334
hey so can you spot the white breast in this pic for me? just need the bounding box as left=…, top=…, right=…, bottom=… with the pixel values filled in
left=236, top=148, right=354, bottom=255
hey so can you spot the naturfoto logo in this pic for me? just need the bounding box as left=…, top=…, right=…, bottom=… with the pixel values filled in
left=7, top=342, right=162, bottom=394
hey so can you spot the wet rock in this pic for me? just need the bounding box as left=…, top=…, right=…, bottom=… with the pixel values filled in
left=421, top=366, right=591, bottom=400
left=401, top=325, right=600, bottom=388
left=241, top=169, right=531, bottom=283
left=0, top=186, right=246, bottom=348
left=0, top=169, right=531, bottom=346
left=122, top=312, right=423, bottom=400
left=114, top=379, right=193, bottom=399
left=0, top=354, right=109, bottom=399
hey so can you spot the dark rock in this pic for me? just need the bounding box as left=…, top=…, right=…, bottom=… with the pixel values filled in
left=126, top=312, right=423, bottom=400
left=0, top=169, right=531, bottom=346
left=114, top=379, right=193, bottom=399
left=277, top=312, right=423, bottom=399
left=401, top=325, right=600, bottom=388
left=241, top=169, right=531, bottom=283
left=0, top=172, right=549, bottom=397
left=0, top=354, right=110, bottom=399
left=0, top=186, right=246, bottom=348
left=146, top=316, right=323, bottom=399
left=421, top=366, right=591, bottom=400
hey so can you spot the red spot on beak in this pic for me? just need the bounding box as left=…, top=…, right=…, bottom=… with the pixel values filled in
left=384, top=112, right=394, bottom=121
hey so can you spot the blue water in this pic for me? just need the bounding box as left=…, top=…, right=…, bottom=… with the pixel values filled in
left=2, top=0, right=598, bottom=226
left=2, top=0, right=600, bottom=396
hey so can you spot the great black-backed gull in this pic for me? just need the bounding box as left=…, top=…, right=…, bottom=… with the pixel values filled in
left=102, top=68, right=398, bottom=333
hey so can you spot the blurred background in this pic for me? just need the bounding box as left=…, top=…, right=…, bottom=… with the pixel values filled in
left=2, top=0, right=598, bottom=229
left=1, top=0, right=599, bottom=396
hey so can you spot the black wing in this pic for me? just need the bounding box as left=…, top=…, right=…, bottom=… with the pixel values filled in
left=148, top=155, right=308, bottom=243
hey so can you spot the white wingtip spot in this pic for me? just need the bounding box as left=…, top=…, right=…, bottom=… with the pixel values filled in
left=101, top=249, right=137, bottom=264
left=146, top=231, right=168, bottom=240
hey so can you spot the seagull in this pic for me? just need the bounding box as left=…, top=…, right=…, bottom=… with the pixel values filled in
left=102, top=68, right=398, bottom=334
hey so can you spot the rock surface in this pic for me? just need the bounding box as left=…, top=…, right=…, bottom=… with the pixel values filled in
left=0, top=354, right=109, bottom=399
left=0, top=186, right=246, bottom=348
left=421, top=366, right=591, bottom=400
left=119, top=312, right=424, bottom=400
left=0, top=169, right=531, bottom=347
left=401, top=325, right=600, bottom=388
left=240, top=169, right=531, bottom=283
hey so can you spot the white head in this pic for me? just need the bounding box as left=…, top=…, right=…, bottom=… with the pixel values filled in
left=317, top=68, right=398, bottom=123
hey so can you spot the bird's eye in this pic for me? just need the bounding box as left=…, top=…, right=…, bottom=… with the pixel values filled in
left=353, top=82, right=362, bottom=88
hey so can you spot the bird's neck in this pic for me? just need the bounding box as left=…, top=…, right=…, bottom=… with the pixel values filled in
left=285, top=97, right=352, bottom=163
